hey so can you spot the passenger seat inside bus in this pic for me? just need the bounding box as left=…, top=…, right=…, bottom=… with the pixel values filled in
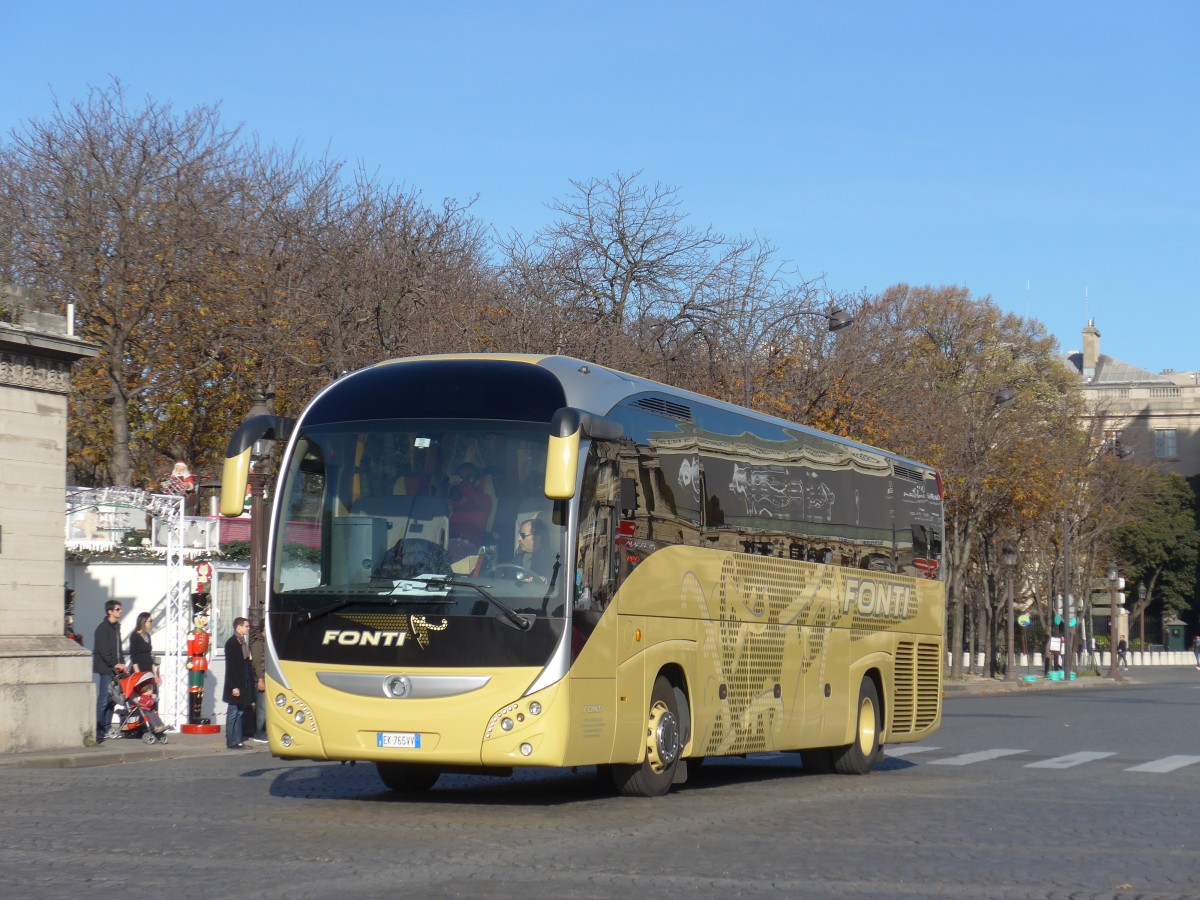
left=351, top=494, right=450, bottom=548
left=479, top=470, right=499, bottom=537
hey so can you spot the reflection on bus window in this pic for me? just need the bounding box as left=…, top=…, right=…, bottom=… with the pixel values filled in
left=270, top=420, right=567, bottom=612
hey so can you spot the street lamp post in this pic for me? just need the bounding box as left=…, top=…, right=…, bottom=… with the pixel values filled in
left=1002, top=543, right=1018, bottom=681
left=1137, top=582, right=1147, bottom=652
left=1107, top=562, right=1122, bottom=682
left=738, top=307, right=854, bottom=408
left=824, top=307, right=854, bottom=332
left=244, top=394, right=274, bottom=625
left=1059, top=477, right=1080, bottom=681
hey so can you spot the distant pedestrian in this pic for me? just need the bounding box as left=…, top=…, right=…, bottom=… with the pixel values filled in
left=92, top=600, right=127, bottom=742
left=250, top=622, right=267, bottom=743
left=222, top=618, right=254, bottom=749
left=1117, top=637, right=1129, bottom=671
left=1046, top=633, right=1063, bottom=674
left=129, top=612, right=160, bottom=691
left=1191, top=635, right=1200, bottom=670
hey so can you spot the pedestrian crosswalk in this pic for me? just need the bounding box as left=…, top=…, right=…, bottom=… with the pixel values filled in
left=1124, top=755, right=1200, bottom=773
left=928, top=748, right=1027, bottom=766
left=1024, top=751, right=1116, bottom=769
left=884, top=746, right=1200, bottom=773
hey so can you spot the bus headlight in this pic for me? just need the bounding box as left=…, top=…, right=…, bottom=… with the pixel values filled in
left=528, top=701, right=542, bottom=716
left=500, top=717, right=514, bottom=731
left=520, top=743, right=533, bottom=756
left=275, top=693, right=287, bottom=707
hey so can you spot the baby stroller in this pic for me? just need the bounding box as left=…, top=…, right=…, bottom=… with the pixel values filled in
left=105, top=670, right=169, bottom=744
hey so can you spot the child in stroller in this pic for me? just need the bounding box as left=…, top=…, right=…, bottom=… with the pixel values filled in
left=106, top=670, right=169, bottom=744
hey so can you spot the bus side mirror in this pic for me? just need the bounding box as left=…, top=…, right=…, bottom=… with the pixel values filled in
left=545, top=408, right=623, bottom=501
left=220, top=447, right=252, bottom=516
left=545, top=430, right=579, bottom=500
left=219, top=414, right=295, bottom=516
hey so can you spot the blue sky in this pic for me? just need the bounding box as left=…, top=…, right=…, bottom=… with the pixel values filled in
left=5, top=2, right=1197, bottom=373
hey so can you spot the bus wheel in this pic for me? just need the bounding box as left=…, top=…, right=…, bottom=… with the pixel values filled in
left=799, top=747, right=834, bottom=774
left=610, top=675, right=683, bottom=797
left=376, top=762, right=440, bottom=792
left=833, top=678, right=881, bottom=775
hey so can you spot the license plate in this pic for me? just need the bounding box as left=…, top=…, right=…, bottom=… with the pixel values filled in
left=377, top=731, right=421, bottom=749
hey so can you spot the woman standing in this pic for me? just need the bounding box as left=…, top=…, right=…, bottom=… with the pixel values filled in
left=129, top=612, right=159, bottom=687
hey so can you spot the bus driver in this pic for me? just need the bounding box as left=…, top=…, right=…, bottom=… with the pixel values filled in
left=515, top=517, right=555, bottom=582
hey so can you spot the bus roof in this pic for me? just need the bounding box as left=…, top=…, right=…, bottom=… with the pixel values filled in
left=360, top=353, right=936, bottom=476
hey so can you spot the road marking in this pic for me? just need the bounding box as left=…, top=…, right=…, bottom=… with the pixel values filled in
left=928, top=749, right=1027, bottom=766
left=1025, top=751, right=1116, bottom=769
left=1124, top=755, right=1200, bottom=773
left=884, top=745, right=941, bottom=757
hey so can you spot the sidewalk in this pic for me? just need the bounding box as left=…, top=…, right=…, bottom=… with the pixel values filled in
left=942, top=670, right=1131, bottom=697
left=0, top=729, right=268, bottom=770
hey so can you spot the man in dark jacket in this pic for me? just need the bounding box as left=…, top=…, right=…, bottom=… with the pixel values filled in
left=250, top=622, right=267, bottom=743
left=223, top=617, right=253, bottom=749
left=92, top=600, right=127, bottom=742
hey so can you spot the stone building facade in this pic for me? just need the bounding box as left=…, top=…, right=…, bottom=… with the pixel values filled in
left=0, top=286, right=98, bottom=753
left=1067, top=321, right=1200, bottom=478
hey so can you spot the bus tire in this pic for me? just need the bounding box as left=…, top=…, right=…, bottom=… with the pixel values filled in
left=376, top=762, right=440, bottom=792
left=799, top=747, right=835, bottom=774
left=610, top=675, right=683, bottom=797
left=833, top=677, right=881, bottom=775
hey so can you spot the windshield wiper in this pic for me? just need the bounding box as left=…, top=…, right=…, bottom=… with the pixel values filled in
left=293, top=576, right=534, bottom=632
left=296, top=586, right=451, bottom=626
left=420, top=575, right=534, bottom=632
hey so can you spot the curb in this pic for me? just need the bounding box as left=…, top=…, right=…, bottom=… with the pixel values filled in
left=942, top=673, right=1131, bottom=698
left=0, top=732, right=266, bottom=770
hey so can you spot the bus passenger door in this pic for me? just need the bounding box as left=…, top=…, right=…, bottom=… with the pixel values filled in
left=564, top=446, right=620, bottom=765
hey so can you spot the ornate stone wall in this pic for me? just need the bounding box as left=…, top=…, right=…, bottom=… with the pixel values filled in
left=0, top=289, right=99, bottom=753
left=0, top=350, right=74, bottom=394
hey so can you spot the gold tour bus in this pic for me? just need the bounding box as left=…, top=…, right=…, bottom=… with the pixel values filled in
left=221, top=354, right=946, bottom=796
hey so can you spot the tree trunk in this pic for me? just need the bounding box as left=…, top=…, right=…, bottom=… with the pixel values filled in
left=979, top=607, right=988, bottom=676
left=966, top=602, right=976, bottom=674
left=946, top=512, right=975, bottom=679
left=109, top=390, right=133, bottom=486
left=948, top=597, right=965, bottom=679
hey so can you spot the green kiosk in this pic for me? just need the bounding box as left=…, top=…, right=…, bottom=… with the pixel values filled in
left=1164, top=617, right=1186, bottom=652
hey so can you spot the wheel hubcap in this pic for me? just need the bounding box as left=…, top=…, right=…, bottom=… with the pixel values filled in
left=858, top=697, right=876, bottom=754
left=646, top=702, right=679, bottom=773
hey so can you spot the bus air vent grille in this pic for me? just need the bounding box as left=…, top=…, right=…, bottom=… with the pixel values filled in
left=915, top=641, right=941, bottom=729
left=893, top=464, right=925, bottom=482
left=893, top=641, right=916, bottom=733
left=634, top=396, right=694, bottom=422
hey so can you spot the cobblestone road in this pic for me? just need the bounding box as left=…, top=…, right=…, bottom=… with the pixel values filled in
left=2, top=672, right=1198, bottom=899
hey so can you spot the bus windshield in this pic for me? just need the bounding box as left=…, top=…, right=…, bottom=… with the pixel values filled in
left=271, top=419, right=568, bottom=627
